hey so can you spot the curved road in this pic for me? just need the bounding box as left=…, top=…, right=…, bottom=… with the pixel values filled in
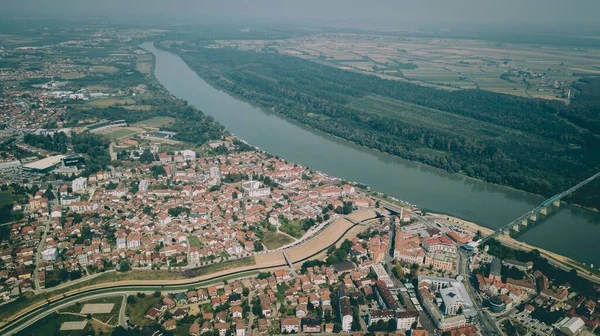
left=0, top=215, right=372, bottom=335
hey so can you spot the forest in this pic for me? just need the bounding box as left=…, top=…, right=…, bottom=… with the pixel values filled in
left=170, top=42, right=600, bottom=209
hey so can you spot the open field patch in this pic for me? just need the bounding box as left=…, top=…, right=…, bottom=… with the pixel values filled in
left=133, top=116, right=175, bottom=128
left=262, top=231, right=294, bottom=250
left=80, top=303, right=114, bottom=314
left=87, top=98, right=134, bottom=107
left=104, top=128, right=138, bottom=139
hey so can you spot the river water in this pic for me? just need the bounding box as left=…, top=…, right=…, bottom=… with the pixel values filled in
left=142, top=42, right=600, bottom=266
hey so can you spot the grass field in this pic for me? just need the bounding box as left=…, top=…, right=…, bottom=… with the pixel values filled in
left=61, top=296, right=123, bottom=325
left=137, top=54, right=154, bottom=74
left=133, top=116, right=174, bottom=128
left=15, top=312, right=92, bottom=336
left=87, top=99, right=134, bottom=108
left=60, top=72, right=85, bottom=79
left=0, top=190, right=23, bottom=209
left=215, top=34, right=600, bottom=100
left=123, top=105, right=152, bottom=111
left=126, top=295, right=161, bottom=327
left=105, top=128, right=138, bottom=139
left=188, top=235, right=204, bottom=248
left=262, top=231, right=294, bottom=250
left=279, top=219, right=304, bottom=238
left=91, top=65, right=118, bottom=73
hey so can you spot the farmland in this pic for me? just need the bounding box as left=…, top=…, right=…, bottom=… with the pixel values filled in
left=169, top=37, right=600, bottom=209
left=213, top=34, right=600, bottom=102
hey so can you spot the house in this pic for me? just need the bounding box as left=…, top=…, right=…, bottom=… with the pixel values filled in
left=281, top=317, right=301, bottom=333
left=173, top=308, right=188, bottom=320
left=174, top=292, right=188, bottom=306
left=232, top=305, right=243, bottom=319
left=236, top=321, right=245, bottom=336
left=162, top=296, right=176, bottom=309
left=302, top=317, right=322, bottom=333
left=163, top=319, right=177, bottom=330
left=215, top=322, right=229, bottom=336
left=189, top=322, right=201, bottom=336
left=145, top=307, right=162, bottom=320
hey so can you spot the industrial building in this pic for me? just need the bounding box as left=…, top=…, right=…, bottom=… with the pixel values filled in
left=23, top=155, right=66, bottom=174
left=0, top=160, right=22, bottom=181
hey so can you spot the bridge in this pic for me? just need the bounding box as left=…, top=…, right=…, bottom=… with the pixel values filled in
left=476, top=171, right=600, bottom=246
left=282, top=251, right=296, bottom=276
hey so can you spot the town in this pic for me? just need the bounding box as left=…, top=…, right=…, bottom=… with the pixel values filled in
left=1, top=22, right=600, bottom=336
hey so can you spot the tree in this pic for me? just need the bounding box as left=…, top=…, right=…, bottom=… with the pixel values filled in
left=150, top=165, right=166, bottom=177
left=139, top=148, right=154, bottom=163
left=119, top=260, right=131, bottom=272
left=127, top=295, right=137, bottom=305
left=254, top=241, right=264, bottom=252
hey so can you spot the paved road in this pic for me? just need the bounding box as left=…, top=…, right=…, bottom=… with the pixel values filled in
left=246, top=290, right=255, bottom=335
left=33, top=220, right=51, bottom=294
left=5, top=292, right=132, bottom=336
left=458, top=251, right=502, bottom=335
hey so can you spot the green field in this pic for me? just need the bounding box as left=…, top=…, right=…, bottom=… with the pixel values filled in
left=278, top=219, right=304, bottom=239
left=126, top=296, right=161, bottom=327
left=60, top=296, right=123, bottom=325
left=15, top=313, right=93, bottom=336
left=262, top=231, right=294, bottom=250
left=133, top=116, right=175, bottom=128
left=188, top=235, right=204, bottom=248
left=105, top=129, right=138, bottom=140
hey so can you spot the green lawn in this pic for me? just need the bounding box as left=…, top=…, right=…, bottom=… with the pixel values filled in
left=188, top=235, right=204, bottom=248
left=133, top=116, right=175, bottom=128
left=262, top=231, right=294, bottom=250
left=15, top=312, right=92, bottom=336
left=60, top=296, right=123, bottom=325
left=105, top=128, right=137, bottom=140
left=279, top=219, right=304, bottom=239
left=126, top=296, right=161, bottom=327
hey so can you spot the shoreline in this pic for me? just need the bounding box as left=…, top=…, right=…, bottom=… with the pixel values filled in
left=148, top=41, right=598, bottom=212
left=432, top=212, right=600, bottom=285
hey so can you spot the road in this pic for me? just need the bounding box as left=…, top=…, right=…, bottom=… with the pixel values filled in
left=246, top=290, right=255, bottom=335
left=457, top=251, right=502, bottom=335
left=5, top=292, right=131, bottom=336
left=385, top=217, right=437, bottom=334
left=33, top=220, right=51, bottom=294
left=0, top=212, right=367, bottom=335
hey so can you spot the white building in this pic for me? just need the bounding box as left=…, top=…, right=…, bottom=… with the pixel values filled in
left=41, top=247, right=57, bottom=262
left=138, top=179, right=149, bottom=192
left=557, top=317, right=585, bottom=336
left=0, top=160, right=22, bottom=181
left=372, top=263, right=394, bottom=288
left=242, top=180, right=271, bottom=198
left=72, top=177, right=88, bottom=193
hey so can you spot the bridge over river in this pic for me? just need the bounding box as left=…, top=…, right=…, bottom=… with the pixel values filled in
left=475, top=171, right=600, bottom=246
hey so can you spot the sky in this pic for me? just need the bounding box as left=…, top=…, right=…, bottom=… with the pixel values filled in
left=2, top=0, right=600, bottom=30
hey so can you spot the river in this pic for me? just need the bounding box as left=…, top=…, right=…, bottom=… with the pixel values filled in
left=142, top=42, right=600, bottom=266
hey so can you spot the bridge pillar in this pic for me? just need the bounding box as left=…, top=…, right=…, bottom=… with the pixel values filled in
left=520, top=219, right=528, bottom=226
left=553, top=200, right=561, bottom=207
left=529, top=213, right=538, bottom=221
left=512, top=225, right=519, bottom=232
left=503, top=230, right=510, bottom=236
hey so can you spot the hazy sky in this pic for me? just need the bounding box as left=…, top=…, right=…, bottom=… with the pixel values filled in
left=2, top=0, right=600, bottom=29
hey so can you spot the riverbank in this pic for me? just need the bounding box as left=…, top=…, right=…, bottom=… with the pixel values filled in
left=433, top=213, right=600, bottom=284
left=142, top=41, right=600, bottom=268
